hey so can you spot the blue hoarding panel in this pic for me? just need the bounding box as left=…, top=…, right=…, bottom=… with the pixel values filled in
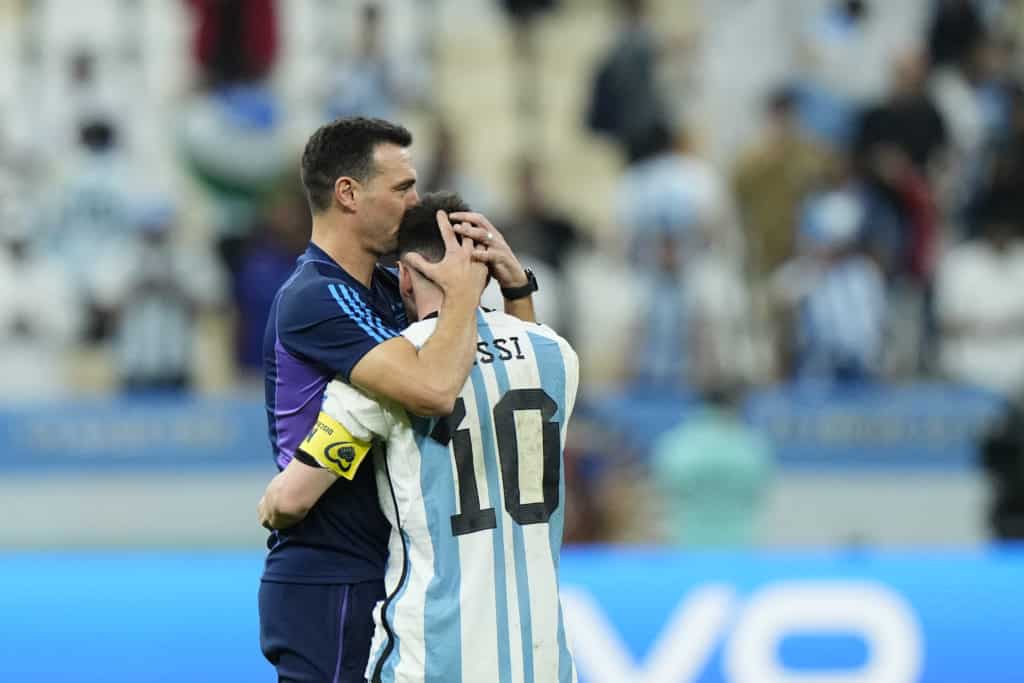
left=0, top=396, right=268, bottom=470
left=1, top=548, right=1022, bottom=682
left=583, top=382, right=1006, bottom=468
left=744, top=382, right=1006, bottom=468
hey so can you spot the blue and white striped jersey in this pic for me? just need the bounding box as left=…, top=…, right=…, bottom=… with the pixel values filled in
left=317, top=309, right=580, bottom=683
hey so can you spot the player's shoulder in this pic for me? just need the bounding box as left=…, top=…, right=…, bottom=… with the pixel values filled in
left=482, top=310, right=572, bottom=347
left=276, top=262, right=366, bottom=324
left=401, top=316, right=439, bottom=348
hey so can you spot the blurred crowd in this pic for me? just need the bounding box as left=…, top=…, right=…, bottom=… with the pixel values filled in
left=3, top=0, right=1024, bottom=546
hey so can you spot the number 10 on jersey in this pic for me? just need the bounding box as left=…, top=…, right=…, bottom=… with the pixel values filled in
left=431, top=389, right=561, bottom=537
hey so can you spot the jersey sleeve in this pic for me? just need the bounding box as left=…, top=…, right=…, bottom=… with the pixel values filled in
left=277, top=281, right=400, bottom=382
left=297, top=380, right=398, bottom=480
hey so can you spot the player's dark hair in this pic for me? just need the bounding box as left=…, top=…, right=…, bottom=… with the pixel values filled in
left=300, top=116, right=413, bottom=213
left=397, top=191, right=470, bottom=263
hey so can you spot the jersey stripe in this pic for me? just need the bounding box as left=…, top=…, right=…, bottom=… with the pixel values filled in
left=327, top=283, right=387, bottom=343
left=416, top=420, right=464, bottom=681
left=529, top=331, right=575, bottom=683
left=478, top=314, right=536, bottom=683
left=467, top=347, right=514, bottom=683
left=337, top=284, right=399, bottom=341
left=457, top=384, right=501, bottom=681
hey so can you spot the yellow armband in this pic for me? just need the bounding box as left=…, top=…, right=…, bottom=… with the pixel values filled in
left=299, top=411, right=372, bottom=480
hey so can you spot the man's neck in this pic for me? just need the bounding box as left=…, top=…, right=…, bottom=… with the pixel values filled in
left=411, top=282, right=445, bottom=323
left=310, top=214, right=377, bottom=287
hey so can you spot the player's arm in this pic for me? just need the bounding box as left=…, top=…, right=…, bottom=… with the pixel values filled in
left=450, top=211, right=537, bottom=324
left=258, top=458, right=337, bottom=530
left=259, top=385, right=389, bottom=529
left=351, top=213, right=488, bottom=416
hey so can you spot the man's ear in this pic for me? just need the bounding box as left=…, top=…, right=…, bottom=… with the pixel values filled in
left=334, top=176, right=358, bottom=212
left=398, top=261, right=414, bottom=299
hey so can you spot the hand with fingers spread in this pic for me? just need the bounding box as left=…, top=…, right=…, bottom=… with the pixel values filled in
left=449, top=211, right=530, bottom=289
left=402, top=210, right=489, bottom=299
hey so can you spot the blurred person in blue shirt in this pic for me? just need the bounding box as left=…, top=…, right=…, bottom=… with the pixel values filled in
left=231, top=182, right=309, bottom=379
left=651, top=383, right=773, bottom=548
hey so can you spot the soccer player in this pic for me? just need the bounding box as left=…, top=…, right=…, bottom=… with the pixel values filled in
left=258, top=118, right=537, bottom=683
left=261, top=192, right=580, bottom=683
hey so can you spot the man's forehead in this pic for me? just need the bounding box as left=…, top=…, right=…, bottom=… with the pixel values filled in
left=373, top=143, right=414, bottom=174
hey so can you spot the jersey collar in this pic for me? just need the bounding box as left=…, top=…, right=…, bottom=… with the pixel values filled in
left=417, top=306, right=493, bottom=323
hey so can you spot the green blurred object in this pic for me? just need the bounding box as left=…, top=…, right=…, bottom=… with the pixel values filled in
left=651, top=405, right=773, bottom=547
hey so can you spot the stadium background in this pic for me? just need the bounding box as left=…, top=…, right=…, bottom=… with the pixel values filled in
left=1, top=0, right=1023, bottom=681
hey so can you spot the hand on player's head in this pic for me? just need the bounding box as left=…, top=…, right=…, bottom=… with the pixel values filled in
left=449, top=211, right=529, bottom=290
left=400, top=210, right=488, bottom=296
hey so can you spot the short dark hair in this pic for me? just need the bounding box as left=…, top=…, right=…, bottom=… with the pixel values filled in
left=300, top=116, right=413, bottom=213
left=397, top=191, right=471, bottom=263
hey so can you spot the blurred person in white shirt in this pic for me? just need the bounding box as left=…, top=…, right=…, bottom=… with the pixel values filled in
left=617, top=124, right=744, bottom=270
left=773, top=188, right=887, bottom=383
left=91, top=198, right=227, bottom=392
left=0, top=212, right=82, bottom=400
left=42, top=119, right=137, bottom=302
left=936, top=197, right=1024, bottom=397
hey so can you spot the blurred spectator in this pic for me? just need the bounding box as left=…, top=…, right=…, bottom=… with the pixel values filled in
left=928, top=0, right=985, bottom=68
left=585, top=0, right=671, bottom=162
left=326, top=3, right=401, bottom=120
left=43, top=119, right=136, bottom=338
left=182, top=0, right=287, bottom=273
left=972, top=84, right=1024, bottom=235
left=688, top=249, right=758, bottom=390
left=856, top=50, right=949, bottom=178
left=650, top=384, right=773, bottom=547
left=733, top=87, right=832, bottom=278
left=617, top=124, right=743, bottom=269
left=421, top=118, right=496, bottom=214
left=931, top=32, right=1005, bottom=210
left=187, top=0, right=278, bottom=87
left=231, top=184, right=309, bottom=376
left=499, top=0, right=559, bottom=127
left=178, top=85, right=291, bottom=270
left=795, top=0, right=907, bottom=144
left=92, top=200, right=226, bottom=393
left=981, top=399, right=1024, bottom=540
left=854, top=50, right=946, bottom=295
left=936, top=197, right=1024, bottom=397
left=854, top=140, right=938, bottom=282
left=773, top=188, right=887, bottom=382
left=500, top=0, right=558, bottom=22
left=481, top=158, right=587, bottom=336
left=619, top=124, right=753, bottom=386
left=631, top=230, right=690, bottom=387
left=505, top=158, right=585, bottom=273
left=0, top=219, right=82, bottom=400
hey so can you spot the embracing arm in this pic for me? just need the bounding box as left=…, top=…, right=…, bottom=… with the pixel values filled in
left=351, top=211, right=487, bottom=416
left=351, top=290, right=480, bottom=416
left=258, top=458, right=338, bottom=529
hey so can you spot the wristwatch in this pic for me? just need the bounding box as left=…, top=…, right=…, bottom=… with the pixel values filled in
left=500, top=268, right=538, bottom=300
